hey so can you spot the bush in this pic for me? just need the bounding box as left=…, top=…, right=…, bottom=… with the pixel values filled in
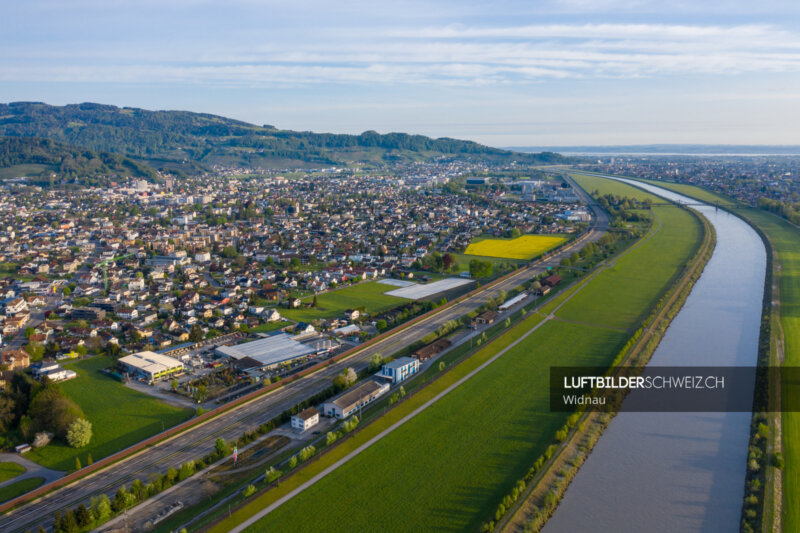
left=243, top=484, right=256, bottom=497
left=66, top=418, right=93, bottom=448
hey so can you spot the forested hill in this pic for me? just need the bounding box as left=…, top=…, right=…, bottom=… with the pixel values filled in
left=0, top=136, right=157, bottom=186
left=0, top=102, right=568, bottom=172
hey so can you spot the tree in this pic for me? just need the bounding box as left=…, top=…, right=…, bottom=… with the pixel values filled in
left=438, top=361, right=445, bottom=371
left=92, top=494, right=112, bottom=523
left=189, top=324, right=204, bottom=343
left=215, top=437, right=229, bottom=458
left=243, top=484, right=256, bottom=497
left=28, top=386, right=85, bottom=440
left=75, top=504, right=91, bottom=528
left=287, top=455, right=298, bottom=469
left=221, top=245, right=238, bottom=258
left=469, top=259, right=493, bottom=279
left=333, top=367, right=357, bottom=390
left=265, top=466, right=281, bottom=482
left=66, top=418, right=93, bottom=448
left=24, top=341, right=45, bottom=362
left=375, top=319, right=388, bottom=332
left=62, top=286, right=72, bottom=297
left=74, top=456, right=82, bottom=471
left=171, top=379, right=179, bottom=391
left=368, top=353, right=383, bottom=372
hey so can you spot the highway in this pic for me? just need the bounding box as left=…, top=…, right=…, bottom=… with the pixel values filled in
left=0, top=179, right=608, bottom=532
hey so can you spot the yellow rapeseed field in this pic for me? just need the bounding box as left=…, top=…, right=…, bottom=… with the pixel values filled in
left=464, top=235, right=567, bottom=260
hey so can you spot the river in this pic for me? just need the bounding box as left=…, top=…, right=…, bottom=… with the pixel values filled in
left=543, top=177, right=767, bottom=532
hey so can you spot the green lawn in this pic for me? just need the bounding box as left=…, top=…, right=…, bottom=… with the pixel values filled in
left=25, top=356, right=194, bottom=471
left=281, top=280, right=409, bottom=322
left=622, top=176, right=800, bottom=532
left=0, top=462, right=25, bottom=483
left=250, top=320, right=292, bottom=333
left=216, top=177, right=703, bottom=533
left=0, top=477, right=44, bottom=503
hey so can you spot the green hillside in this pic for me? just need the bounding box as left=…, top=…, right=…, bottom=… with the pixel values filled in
left=0, top=102, right=569, bottom=172
left=0, top=136, right=157, bottom=186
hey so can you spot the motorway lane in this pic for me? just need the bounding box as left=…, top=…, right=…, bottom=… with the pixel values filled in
left=2, top=193, right=608, bottom=532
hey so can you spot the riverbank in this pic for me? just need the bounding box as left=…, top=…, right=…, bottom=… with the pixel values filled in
left=498, top=176, right=715, bottom=533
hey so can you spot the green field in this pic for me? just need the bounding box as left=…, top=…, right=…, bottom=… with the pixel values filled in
left=561, top=175, right=702, bottom=330
left=25, top=356, right=193, bottom=471
left=216, top=176, right=704, bottom=533
left=0, top=462, right=25, bottom=483
left=250, top=320, right=292, bottom=333
left=281, top=280, right=409, bottom=322
left=621, top=176, right=800, bottom=532
left=464, top=234, right=567, bottom=260
left=0, top=477, right=44, bottom=504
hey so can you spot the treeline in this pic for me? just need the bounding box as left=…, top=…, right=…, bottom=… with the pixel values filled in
left=0, top=102, right=570, bottom=171
left=757, top=197, right=800, bottom=225
left=594, top=193, right=652, bottom=223
left=0, top=372, right=89, bottom=449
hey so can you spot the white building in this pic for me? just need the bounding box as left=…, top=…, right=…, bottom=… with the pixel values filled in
left=118, top=351, right=184, bottom=382
left=291, top=407, right=320, bottom=432
left=323, top=380, right=390, bottom=419
left=378, top=356, right=420, bottom=384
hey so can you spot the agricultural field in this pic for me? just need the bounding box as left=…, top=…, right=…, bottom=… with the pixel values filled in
left=25, top=356, right=193, bottom=471
left=281, top=280, right=409, bottom=322
left=464, top=234, right=568, bottom=260
left=218, top=177, right=703, bottom=533
left=624, top=177, right=800, bottom=532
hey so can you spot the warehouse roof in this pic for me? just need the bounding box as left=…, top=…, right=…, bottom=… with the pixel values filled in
left=119, top=351, right=183, bottom=375
left=215, top=333, right=315, bottom=367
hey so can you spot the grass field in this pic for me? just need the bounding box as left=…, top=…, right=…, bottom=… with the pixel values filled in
left=214, top=176, right=703, bottom=533
left=281, top=280, right=409, bottom=322
left=464, top=234, right=567, bottom=260
left=620, top=176, right=800, bottom=532
left=250, top=320, right=292, bottom=333
left=0, top=462, right=25, bottom=483
left=561, top=175, right=702, bottom=330
left=0, top=477, right=44, bottom=504
left=25, top=356, right=193, bottom=471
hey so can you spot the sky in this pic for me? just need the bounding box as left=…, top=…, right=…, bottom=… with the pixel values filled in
left=2, top=0, right=800, bottom=147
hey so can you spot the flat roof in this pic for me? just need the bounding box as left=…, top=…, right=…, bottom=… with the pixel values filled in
left=384, top=277, right=473, bottom=300
left=499, top=293, right=527, bottom=309
left=383, top=356, right=418, bottom=370
left=119, top=351, right=183, bottom=375
left=331, top=380, right=388, bottom=410
left=216, top=333, right=316, bottom=367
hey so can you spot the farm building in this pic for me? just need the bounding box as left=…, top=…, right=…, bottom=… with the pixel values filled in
left=474, top=310, right=498, bottom=325
left=323, top=380, right=390, bottom=419
left=291, top=407, right=320, bottom=432
left=543, top=274, right=562, bottom=287
left=118, top=351, right=184, bottom=382
left=412, top=338, right=451, bottom=361
left=378, top=357, right=420, bottom=384
left=215, top=333, right=320, bottom=370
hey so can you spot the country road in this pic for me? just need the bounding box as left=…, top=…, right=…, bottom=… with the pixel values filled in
left=0, top=178, right=608, bottom=533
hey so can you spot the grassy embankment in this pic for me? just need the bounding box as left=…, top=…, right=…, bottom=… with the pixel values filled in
left=500, top=173, right=716, bottom=531
left=622, top=176, right=799, bottom=533
left=209, top=175, right=702, bottom=533
left=24, top=356, right=193, bottom=472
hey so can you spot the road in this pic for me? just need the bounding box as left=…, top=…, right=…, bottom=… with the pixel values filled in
left=0, top=182, right=608, bottom=532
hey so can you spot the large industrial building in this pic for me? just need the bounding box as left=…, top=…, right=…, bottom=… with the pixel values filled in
left=118, top=351, right=184, bottom=382
left=215, top=333, right=321, bottom=370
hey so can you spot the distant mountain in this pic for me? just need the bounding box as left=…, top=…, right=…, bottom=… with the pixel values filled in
left=0, top=136, right=157, bottom=186
left=0, top=102, right=568, bottom=174
left=509, top=144, right=800, bottom=156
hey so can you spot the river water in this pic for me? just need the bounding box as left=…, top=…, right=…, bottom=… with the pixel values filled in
left=543, top=178, right=766, bottom=532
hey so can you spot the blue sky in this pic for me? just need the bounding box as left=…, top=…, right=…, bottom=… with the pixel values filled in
left=2, top=0, right=800, bottom=146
